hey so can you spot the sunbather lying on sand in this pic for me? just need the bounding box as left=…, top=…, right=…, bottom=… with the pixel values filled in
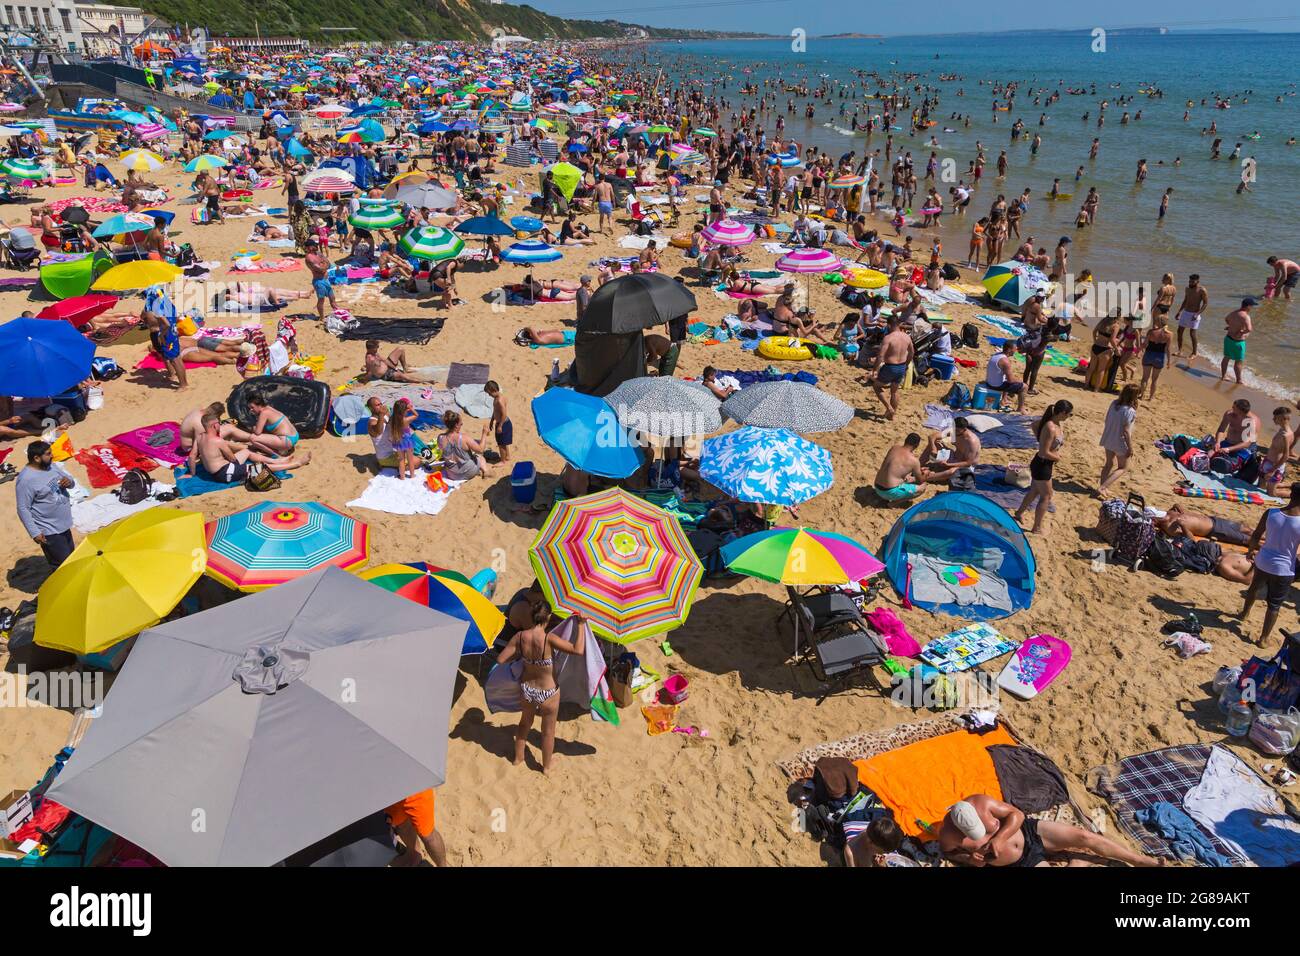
left=512, top=275, right=578, bottom=301
left=1155, top=504, right=1253, bottom=546
left=514, top=327, right=569, bottom=346
left=722, top=266, right=786, bottom=296
left=213, top=282, right=310, bottom=311
left=941, top=794, right=1162, bottom=867
left=170, top=335, right=243, bottom=365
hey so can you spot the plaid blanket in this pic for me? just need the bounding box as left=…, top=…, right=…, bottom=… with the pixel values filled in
left=1087, top=743, right=1235, bottom=860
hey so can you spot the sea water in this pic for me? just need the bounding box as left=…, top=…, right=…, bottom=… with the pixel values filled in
left=619, top=33, right=1299, bottom=395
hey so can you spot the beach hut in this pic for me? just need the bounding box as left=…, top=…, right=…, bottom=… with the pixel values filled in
left=880, top=492, right=1036, bottom=620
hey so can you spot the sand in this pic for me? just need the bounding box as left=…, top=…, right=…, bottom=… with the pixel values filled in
left=0, top=154, right=1292, bottom=866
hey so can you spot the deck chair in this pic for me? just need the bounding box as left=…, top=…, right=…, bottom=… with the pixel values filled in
left=626, top=199, right=663, bottom=235
left=782, top=587, right=887, bottom=703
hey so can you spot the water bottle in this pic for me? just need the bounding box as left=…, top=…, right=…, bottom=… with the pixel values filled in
left=1225, top=699, right=1253, bottom=738
left=1217, top=677, right=1244, bottom=715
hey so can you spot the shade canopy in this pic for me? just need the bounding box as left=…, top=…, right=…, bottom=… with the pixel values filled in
left=531, top=387, right=644, bottom=478
left=720, top=380, right=853, bottom=433
left=700, top=426, right=833, bottom=506
left=45, top=568, right=466, bottom=867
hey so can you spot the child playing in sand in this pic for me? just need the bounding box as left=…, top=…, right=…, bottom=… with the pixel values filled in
left=390, top=398, right=418, bottom=479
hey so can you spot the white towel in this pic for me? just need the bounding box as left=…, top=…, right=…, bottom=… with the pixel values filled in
left=72, top=482, right=172, bottom=533
left=346, top=473, right=462, bottom=516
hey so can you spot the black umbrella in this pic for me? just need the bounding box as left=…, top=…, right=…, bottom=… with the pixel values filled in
left=60, top=205, right=89, bottom=225
left=578, top=273, right=697, bottom=335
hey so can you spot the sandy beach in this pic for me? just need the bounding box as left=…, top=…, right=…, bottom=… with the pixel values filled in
left=2, top=129, right=1295, bottom=867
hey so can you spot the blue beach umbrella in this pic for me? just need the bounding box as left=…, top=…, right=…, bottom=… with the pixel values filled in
left=0, top=317, right=96, bottom=397
left=699, top=426, right=833, bottom=507
left=501, top=240, right=562, bottom=264
left=454, top=215, right=515, bottom=237
left=509, top=215, right=543, bottom=234
left=531, top=388, right=645, bottom=479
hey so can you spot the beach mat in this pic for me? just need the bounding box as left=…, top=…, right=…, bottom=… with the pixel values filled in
left=336, top=317, right=443, bottom=345
left=446, top=362, right=490, bottom=390
left=110, top=422, right=185, bottom=467
left=135, top=353, right=219, bottom=371
left=967, top=464, right=1054, bottom=513
left=173, top=464, right=292, bottom=498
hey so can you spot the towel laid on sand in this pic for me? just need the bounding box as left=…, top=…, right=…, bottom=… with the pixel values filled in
left=454, top=384, right=494, bottom=419
left=346, top=472, right=461, bottom=516
left=110, top=422, right=185, bottom=466
left=343, top=382, right=460, bottom=419
left=1182, top=745, right=1300, bottom=868
left=229, top=257, right=302, bottom=274
left=135, top=353, right=218, bottom=371
left=74, top=443, right=161, bottom=488
left=173, top=463, right=292, bottom=498
left=72, top=481, right=173, bottom=533
left=446, top=362, right=490, bottom=390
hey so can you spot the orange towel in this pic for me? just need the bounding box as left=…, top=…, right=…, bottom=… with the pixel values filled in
left=854, top=725, right=1015, bottom=838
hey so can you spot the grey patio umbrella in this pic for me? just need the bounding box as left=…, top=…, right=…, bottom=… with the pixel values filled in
left=393, top=182, right=459, bottom=210
left=720, top=380, right=854, bottom=433
left=45, top=566, right=466, bottom=867
left=605, top=376, right=721, bottom=439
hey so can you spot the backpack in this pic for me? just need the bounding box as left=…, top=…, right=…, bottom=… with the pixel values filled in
left=960, top=322, right=980, bottom=349
left=116, top=467, right=152, bottom=506
left=1171, top=536, right=1219, bottom=575
left=174, top=243, right=196, bottom=267
left=1140, top=534, right=1185, bottom=578
left=941, top=262, right=960, bottom=281
left=244, top=462, right=282, bottom=493
left=943, top=382, right=970, bottom=410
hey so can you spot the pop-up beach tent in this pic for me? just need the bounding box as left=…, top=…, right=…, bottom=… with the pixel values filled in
left=881, top=492, right=1035, bottom=620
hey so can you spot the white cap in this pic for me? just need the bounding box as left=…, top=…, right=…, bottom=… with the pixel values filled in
left=948, top=801, right=986, bottom=841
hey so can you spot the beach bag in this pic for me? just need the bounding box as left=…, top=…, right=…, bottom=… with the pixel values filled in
left=942, top=382, right=970, bottom=410
left=1239, top=647, right=1300, bottom=713
left=90, top=356, right=123, bottom=381
left=1001, top=463, right=1032, bottom=489
left=1096, top=497, right=1127, bottom=545
left=941, top=262, right=960, bottom=281
left=1112, top=494, right=1155, bottom=569
left=1250, top=708, right=1300, bottom=755
left=1141, top=534, right=1185, bottom=579
left=115, top=467, right=152, bottom=506
left=960, top=322, right=980, bottom=349
left=1236, top=454, right=1261, bottom=485
left=243, top=462, right=282, bottom=493
left=1179, top=447, right=1210, bottom=473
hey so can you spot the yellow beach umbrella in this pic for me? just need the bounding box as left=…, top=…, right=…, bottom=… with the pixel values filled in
left=92, top=259, right=180, bottom=292
left=119, top=149, right=165, bottom=172
left=35, top=509, right=207, bottom=655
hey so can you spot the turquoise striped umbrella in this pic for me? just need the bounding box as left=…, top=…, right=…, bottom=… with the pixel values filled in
left=348, top=201, right=405, bottom=230
left=1, top=157, right=46, bottom=180
left=500, top=240, right=562, bottom=264
left=204, top=502, right=369, bottom=592
left=397, top=226, right=463, bottom=261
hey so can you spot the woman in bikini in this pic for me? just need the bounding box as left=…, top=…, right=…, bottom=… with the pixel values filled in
left=722, top=266, right=786, bottom=296
left=246, top=391, right=301, bottom=457
left=968, top=217, right=987, bottom=268
left=495, top=602, right=587, bottom=773
left=1016, top=400, right=1072, bottom=534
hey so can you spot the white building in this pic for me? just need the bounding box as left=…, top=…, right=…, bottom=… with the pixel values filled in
left=0, top=1, right=83, bottom=52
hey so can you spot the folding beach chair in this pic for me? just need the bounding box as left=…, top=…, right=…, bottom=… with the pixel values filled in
left=781, top=587, right=887, bottom=703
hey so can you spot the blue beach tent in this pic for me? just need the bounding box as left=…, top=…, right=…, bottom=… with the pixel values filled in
left=880, top=492, right=1036, bottom=620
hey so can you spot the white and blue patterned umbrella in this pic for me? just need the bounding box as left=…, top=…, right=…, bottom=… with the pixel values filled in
left=500, top=240, right=562, bottom=264
left=700, top=426, right=833, bottom=506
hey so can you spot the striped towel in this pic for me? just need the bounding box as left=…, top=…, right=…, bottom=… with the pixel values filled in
left=1174, top=484, right=1272, bottom=506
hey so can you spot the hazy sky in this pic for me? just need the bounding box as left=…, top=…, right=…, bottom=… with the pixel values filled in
left=518, top=0, right=1300, bottom=37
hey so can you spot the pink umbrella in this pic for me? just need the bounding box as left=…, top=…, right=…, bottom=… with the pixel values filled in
left=775, top=247, right=842, bottom=274
left=700, top=218, right=755, bottom=247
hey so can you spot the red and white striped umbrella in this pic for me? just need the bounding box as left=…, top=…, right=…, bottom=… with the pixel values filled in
left=775, top=247, right=843, bottom=274
left=699, top=218, right=755, bottom=247
left=135, top=123, right=168, bottom=141
left=301, top=169, right=356, bottom=194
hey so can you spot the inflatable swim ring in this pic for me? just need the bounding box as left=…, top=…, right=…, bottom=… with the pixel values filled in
left=758, top=336, right=814, bottom=361
left=670, top=232, right=693, bottom=249
left=1045, top=193, right=1073, bottom=201
left=845, top=268, right=888, bottom=289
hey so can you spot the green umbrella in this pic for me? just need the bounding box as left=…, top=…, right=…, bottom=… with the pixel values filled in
left=348, top=202, right=405, bottom=231
left=1, top=157, right=46, bottom=180
left=397, top=226, right=464, bottom=261
left=648, top=124, right=673, bottom=134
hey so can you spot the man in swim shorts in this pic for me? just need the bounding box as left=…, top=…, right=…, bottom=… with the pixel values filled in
left=1219, top=297, right=1255, bottom=385
left=940, top=794, right=1162, bottom=867
left=304, top=240, right=336, bottom=320
left=1155, top=504, right=1252, bottom=546
left=594, top=177, right=615, bottom=234
left=193, top=412, right=311, bottom=481
left=386, top=788, right=447, bottom=866
left=1259, top=406, right=1295, bottom=489
left=1174, top=273, right=1208, bottom=357
left=869, top=316, right=914, bottom=420
left=1267, top=255, right=1300, bottom=301
left=873, top=433, right=926, bottom=503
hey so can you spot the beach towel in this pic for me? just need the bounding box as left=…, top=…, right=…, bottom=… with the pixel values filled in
left=1134, top=802, right=1236, bottom=867
left=345, top=472, right=460, bottom=516
left=618, top=234, right=670, bottom=249
left=229, top=257, right=302, bottom=274
left=1172, top=461, right=1283, bottom=504
left=73, top=443, right=160, bottom=488
left=483, top=616, right=615, bottom=722
left=343, top=382, right=460, bottom=419
left=454, top=384, right=494, bottom=419
left=987, top=336, right=1079, bottom=368
left=135, top=353, right=219, bottom=371
left=1182, top=745, right=1300, bottom=867
left=110, top=423, right=185, bottom=467
left=335, top=317, right=443, bottom=345
left=71, top=481, right=172, bottom=533
left=1088, top=743, right=1233, bottom=860
left=966, top=464, right=1054, bottom=513
left=976, top=414, right=1040, bottom=451
left=917, top=286, right=973, bottom=306
left=445, top=362, right=490, bottom=390
left=248, top=236, right=297, bottom=249
left=917, top=621, right=1018, bottom=673
left=173, top=463, right=292, bottom=498
left=854, top=726, right=1016, bottom=838
left=975, top=313, right=1027, bottom=337
left=987, top=745, right=1070, bottom=814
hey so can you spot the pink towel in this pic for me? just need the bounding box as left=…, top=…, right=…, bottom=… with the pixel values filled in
left=865, top=606, right=922, bottom=657
left=109, top=422, right=185, bottom=467
left=228, top=258, right=302, bottom=274
left=135, top=353, right=218, bottom=371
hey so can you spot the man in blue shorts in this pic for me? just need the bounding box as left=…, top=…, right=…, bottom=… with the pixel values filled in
left=304, top=239, right=336, bottom=320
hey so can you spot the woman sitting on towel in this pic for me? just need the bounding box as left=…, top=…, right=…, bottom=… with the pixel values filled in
left=557, top=212, right=595, bottom=246
left=436, top=411, right=490, bottom=481
left=722, top=266, right=787, bottom=297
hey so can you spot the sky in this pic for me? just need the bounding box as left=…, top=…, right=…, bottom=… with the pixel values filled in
left=516, top=0, right=1300, bottom=37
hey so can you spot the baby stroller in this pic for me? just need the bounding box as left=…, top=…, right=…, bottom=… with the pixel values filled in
left=2, top=227, right=41, bottom=271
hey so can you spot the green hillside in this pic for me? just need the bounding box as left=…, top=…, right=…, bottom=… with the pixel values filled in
left=140, top=0, right=743, bottom=43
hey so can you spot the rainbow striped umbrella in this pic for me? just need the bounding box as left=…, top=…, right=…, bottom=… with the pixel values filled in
left=348, top=201, right=405, bottom=230
left=204, top=502, right=369, bottom=592
left=829, top=174, right=865, bottom=189
left=699, top=218, right=755, bottom=247
left=720, top=527, right=884, bottom=586
left=529, top=488, right=703, bottom=644
left=360, top=563, right=503, bottom=654
left=776, top=247, right=843, bottom=274
left=500, top=239, right=562, bottom=264
left=397, top=225, right=463, bottom=261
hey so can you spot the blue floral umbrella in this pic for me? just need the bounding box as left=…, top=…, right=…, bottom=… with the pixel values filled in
left=699, top=426, right=833, bottom=506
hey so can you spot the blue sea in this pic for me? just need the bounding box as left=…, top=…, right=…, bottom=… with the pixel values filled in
left=618, top=33, right=1300, bottom=394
